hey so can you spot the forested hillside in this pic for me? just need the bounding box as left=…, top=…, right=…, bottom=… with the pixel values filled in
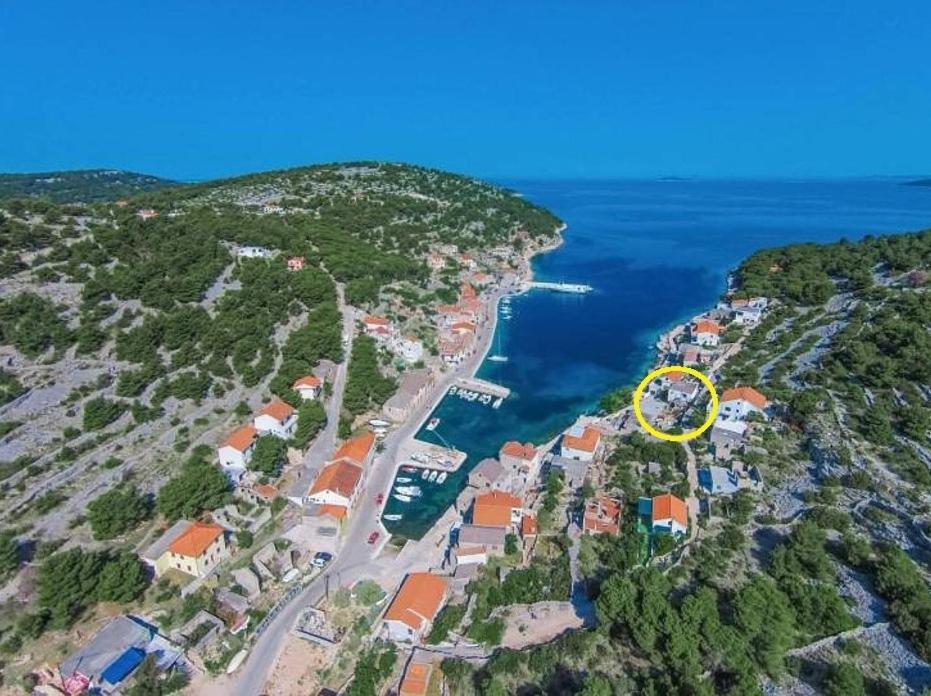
left=0, top=161, right=560, bottom=547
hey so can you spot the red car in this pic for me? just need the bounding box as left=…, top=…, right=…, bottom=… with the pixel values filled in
left=375, top=493, right=385, bottom=505
left=367, top=531, right=380, bottom=545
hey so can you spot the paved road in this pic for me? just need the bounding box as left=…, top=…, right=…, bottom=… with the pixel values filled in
left=287, top=285, right=356, bottom=500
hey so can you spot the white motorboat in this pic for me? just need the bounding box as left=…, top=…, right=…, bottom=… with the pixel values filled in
left=479, top=394, right=492, bottom=405
left=396, top=477, right=412, bottom=483
left=393, top=493, right=412, bottom=503
left=436, top=472, right=448, bottom=484
left=426, top=417, right=440, bottom=431
left=395, top=485, right=422, bottom=497
left=383, top=514, right=403, bottom=521
left=421, top=468, right=431, bottom=480
left=428, top=470, right=438, bottom=482
left=449, top=386, right=458, bottom=395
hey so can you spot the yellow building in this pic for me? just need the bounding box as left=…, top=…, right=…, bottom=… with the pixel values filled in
left=142, top=521, right=229, bottom=579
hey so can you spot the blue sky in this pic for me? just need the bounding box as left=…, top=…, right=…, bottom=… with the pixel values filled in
left=2, top=1, right=930, bottom=181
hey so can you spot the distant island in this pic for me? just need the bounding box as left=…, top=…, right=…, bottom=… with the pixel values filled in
left=0, top=168, right=177, bottom=202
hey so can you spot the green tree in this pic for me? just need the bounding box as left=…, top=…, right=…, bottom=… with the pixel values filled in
left=156, top=448, right=230, bottom=521
left=87, top=486, right=152, bottom=540
left=733, top=575, right=796, bottom=677
left=824, top=661, right=866, bottom=696
left=293, top=399, right=327, bottom=448
left=249, top=435, right=286, bottom=477
left=0, top=532, right=20, bottom=579
left=83, top=396, right=124, bottom=430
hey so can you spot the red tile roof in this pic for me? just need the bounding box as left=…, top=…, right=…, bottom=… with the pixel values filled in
left=721, top=386, right=768, bottom=410
left=253, top=484, right=278, bottom=501
left=583, top=497, right=622, bottom=535
left=363, top=315, right=390, bottom=326
left=384, top=573, right=447, bottom=631
left=562, top=426, right=601, bottom=454
left=169, top=522, right=224, bottom=558
left=652, top=493, right=688, bottom=527
left=521, top=514, right=538, bottom=537
left=292, top=375, right=321, bottom=389
left=693, top=319, right=722, bottom=335
left=258, top=399, right=295, bottom=422
left=309, top=460, right=363, bottom=498
left=500, top=441, right=536, bottom=461
left=331, top=431, right=376, bottom=466
left=222, top=424, right=258, bottom=452
left=473, top=491, right=521, bottom=527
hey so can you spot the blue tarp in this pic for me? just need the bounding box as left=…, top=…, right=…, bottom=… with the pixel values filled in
left=101, top=646, right=146, bottom=685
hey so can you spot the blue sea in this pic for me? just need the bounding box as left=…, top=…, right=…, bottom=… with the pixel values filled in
left=382, top=178, right=931, bottom=539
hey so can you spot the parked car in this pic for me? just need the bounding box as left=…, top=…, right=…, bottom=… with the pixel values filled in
left=375, top=493, right=385, bottom=505
left=367, top=531, right=380, bottom=545
left=311, top=552, right=333, bottom=568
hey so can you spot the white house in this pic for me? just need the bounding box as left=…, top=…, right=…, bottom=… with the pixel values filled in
left=362, top=315, right=393, bottom=341
left=382, top=573, right=448, bottom=643
left=719, top=386, right=768, bottom=421
left=560, top=424, right=602, bottom=462
left=292, top=375, right=322, bottom=401
left=305, top=459, right=364, bottom=520
left=732, top=306, right=763, bottom=326
left=691, top=319, right=722, bottom=347
left=667, top=381, right=700, bottom=405
left=499, top=441, right=539, bottom=476
left=217, top=425, right=258, bottom=482
left=254, top=399, right=298, bottom=439
left=649, top=493, right=688, bottom=536
left=237, top=245, right=271, bottom=259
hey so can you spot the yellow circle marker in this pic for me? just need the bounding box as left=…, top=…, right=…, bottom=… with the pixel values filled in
left=632, top=365, right=719, bottom=442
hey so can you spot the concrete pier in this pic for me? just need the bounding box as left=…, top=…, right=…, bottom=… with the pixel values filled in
left=455, top=377, right=511, bottom=399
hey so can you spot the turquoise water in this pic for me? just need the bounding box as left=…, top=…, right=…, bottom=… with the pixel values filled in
left=383, top=178, right=931, bottom=539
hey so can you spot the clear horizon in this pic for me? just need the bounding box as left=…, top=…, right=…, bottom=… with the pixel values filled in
left=3, top=2, right=931, bottom=180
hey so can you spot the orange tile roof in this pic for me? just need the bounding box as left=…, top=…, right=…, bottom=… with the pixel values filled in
left=316, top=504, right=348, bottom=520
left=253, top=484, right=278, bottom=501
left=473, top=491, right=521, bottom=527
left=583, top=497, right=622, bottom=535
left=222, top=424, right=258, bottom=452
left=169, top=522, right=224, bottom=558
left=331, top=431, right=376, bottom=466
left=721, top=386, right=768, bottom=410
left=309, top=460, right=363, bottom=498
left=562, top=426, right=601, bottom=453
left=436, top=304, right=461, bottom=315
left=521, top=514, right=538, bottom=537
left=460, top=282, right=477, bottom=300
left=384, top=573, right=447, bottom=631
left=292, top=375, right=321, bottom=389
left=731, top=298, right=749, bottom=308
left=364, top=315, right=390, bottom=326
left=693, top=319, right=722, bottom=335
left=652, top=493, right=688, bottom=527
left=399, top=662, right=432, bottom=696
left=500, top=441, right=536, bottom=460
left=451, top=321, right=475, bottom=333
left=663, top=372, right=684, bottom=383
left=258, top=399, right=295, bottom=422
